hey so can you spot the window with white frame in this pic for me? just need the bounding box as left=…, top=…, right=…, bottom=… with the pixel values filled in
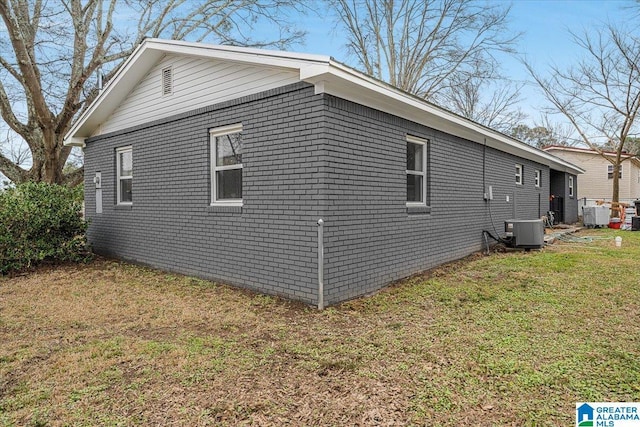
left=534, top=169, right=541, bottom=188
left=607, top=164, right=622, bottom=179
left=569, top=175, right=574, bottom=197
left=211, top=124, right=243, bottom=205
left=116, top=146, right=133, bottom=204
left=406, top=136, right=428, bottom=205
left=515, top=164, right=523, bottom=185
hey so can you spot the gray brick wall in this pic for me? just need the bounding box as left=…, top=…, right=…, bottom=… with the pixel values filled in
left=550, top=170, right=579, bottom=223
left=321, top=95, right=549, bottom=304
left=84, top=82, right=552, bottom=306
left=84, top=83, right=327, bottom=304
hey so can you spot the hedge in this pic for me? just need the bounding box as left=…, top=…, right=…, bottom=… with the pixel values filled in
left=0, top=182, right=91, bottom=274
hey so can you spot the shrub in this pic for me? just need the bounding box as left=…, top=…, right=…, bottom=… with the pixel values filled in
left=0, top=182, right=91, bottom=274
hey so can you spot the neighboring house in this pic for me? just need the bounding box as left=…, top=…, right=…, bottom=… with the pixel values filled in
left=64, top=39, right=583, bottom=306
left=544, top=146, right=640, bottom=204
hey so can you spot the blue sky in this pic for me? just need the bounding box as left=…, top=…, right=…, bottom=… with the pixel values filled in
left=293, top=0, right=634, bottom=125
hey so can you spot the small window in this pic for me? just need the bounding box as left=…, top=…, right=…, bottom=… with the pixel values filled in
left=607, top=164, right=622, bottom=179
left=407, top=136, right=428, bottom=205
left=515, top=164, right=523, bottom=185
left=534, top=170, right=541, bottom=188
left=569, top=176, right=574, bottom=197
left=116, top=146, right=133, bottom=204
left=211, top=124, right=243, bottom=205
left=162, top=66, right=172, bottom=96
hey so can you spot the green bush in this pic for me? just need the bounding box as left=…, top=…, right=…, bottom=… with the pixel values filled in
left=0, top=182, right=91, bottom=274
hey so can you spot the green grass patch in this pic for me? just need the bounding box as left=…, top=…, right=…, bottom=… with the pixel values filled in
left=1, top=228, right=639, bottom=425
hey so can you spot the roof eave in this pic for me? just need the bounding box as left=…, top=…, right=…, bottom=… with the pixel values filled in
left=63, top=39, right=585, bottom=176
left=64, top=40, right=164, bottom=146
left=302, top=61, right=585, bottom=175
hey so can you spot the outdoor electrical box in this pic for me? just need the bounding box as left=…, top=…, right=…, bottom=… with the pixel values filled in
left=483, top=185, right=493, bottom=201
left=94, top=172, right=103, bottom=214
left=504, top=219, right=544, bottom=249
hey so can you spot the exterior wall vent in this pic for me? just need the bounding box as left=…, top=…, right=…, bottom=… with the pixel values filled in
left=162, top=66, right=172, bottom=95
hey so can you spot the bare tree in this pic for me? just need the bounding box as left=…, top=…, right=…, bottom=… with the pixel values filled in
left=0, top=0, right=306, bottom=186
left=329, top=0, right=521, bottom=123
left=509, top=115, right=577, bottom=148
left=1, top=129, right=29, bottom=167
left=524, top=24, right=640, bottom=212
left=510, top=124, right=564, bottom=149
left=436, top=66, right=526, bottom=132
left=612, top=136, right=640, bottom=156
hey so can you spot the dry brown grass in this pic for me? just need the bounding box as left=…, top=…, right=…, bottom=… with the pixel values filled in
left=1, top=229, right=639, bottom=426
left=1, top=260, right=416, bottom=426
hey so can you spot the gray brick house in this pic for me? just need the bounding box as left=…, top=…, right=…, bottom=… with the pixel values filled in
left=64, top=39, right=583, bottom=307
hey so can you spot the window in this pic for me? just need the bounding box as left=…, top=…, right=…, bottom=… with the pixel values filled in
left=162, top=66, right=172, bottom=96
left=534, top=169, right=541, bottom=188
left=211, top=124, right=243, bottom=205
left=607, top=164, right=622, bottom=179
left=569, top=176, right=574, bottom=197
left=116, top=146, right=133, bottom=204
left=515, top=164, right=523, bottom=185
left=406, top=136, right=428, bottom=205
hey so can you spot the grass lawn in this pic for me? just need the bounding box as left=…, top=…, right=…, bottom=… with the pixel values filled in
left=1, top=228, right=639, bottom=426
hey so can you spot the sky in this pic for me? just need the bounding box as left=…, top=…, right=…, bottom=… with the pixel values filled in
left=0, top=0, right=635, bottom=186
left=292, top=0, right=634, bottom=126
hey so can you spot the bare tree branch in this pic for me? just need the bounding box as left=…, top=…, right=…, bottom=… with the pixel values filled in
left=330, top=0, right=522, bottom=126
left=0, top=0, right=306, bottom=185
left=0, top=149, right=27, bottom=183
left=62, top=164, right=84, bottom=187
left=523, top=23, right=640, bottom=210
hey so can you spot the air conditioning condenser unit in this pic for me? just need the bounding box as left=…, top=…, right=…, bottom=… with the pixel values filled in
left=504, top=219, right=544, bottom=249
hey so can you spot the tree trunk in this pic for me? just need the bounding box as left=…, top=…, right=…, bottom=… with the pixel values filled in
left=611, top=155, right=621, bottom=218
left=28, top=126, right=66, bottom=185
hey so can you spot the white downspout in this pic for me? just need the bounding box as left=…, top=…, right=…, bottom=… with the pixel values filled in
left=317, top=218, right=324, bottom=310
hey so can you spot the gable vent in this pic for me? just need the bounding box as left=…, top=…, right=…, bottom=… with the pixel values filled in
left=162, top=67, right=172, bottom=95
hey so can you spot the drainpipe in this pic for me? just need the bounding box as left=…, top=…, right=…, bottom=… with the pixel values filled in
left=317, top=218, right=324, bottom=310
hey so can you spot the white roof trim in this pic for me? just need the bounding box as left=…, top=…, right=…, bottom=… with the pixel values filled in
left=544, top=146, right=638, bottom=168
left=64, top=38, right=583, bottom=175
left=64, top=39, right=330, bottom=148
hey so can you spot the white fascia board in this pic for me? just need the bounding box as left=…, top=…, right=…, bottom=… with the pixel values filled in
left=302, top=60, right=584, bottom=175
left=64, top=39, right=332, bottom=147
left=63, top=42, right=164, bottom=146
left=145, top=38, right=330, bottom=70
left=546, top=145, right=636, bottom=161
left=65, top=136, right=87, bottom=147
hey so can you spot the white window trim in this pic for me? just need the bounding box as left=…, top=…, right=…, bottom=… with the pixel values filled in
left=210, top=123, right=243, bottom=207
left=534, top=169, right=541, bottom=188
left=406, top=135, right=428, bottom=207
left=607, top=164, right=622, bottom=179
left=515, top=164, right=523, bottom=185
left=569, top=175, right=574, bottom=197
left=116, top=146, right=132, bottom=205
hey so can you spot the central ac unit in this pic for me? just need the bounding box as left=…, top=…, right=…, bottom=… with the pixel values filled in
left=504, top=219, right=544, bottom=249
